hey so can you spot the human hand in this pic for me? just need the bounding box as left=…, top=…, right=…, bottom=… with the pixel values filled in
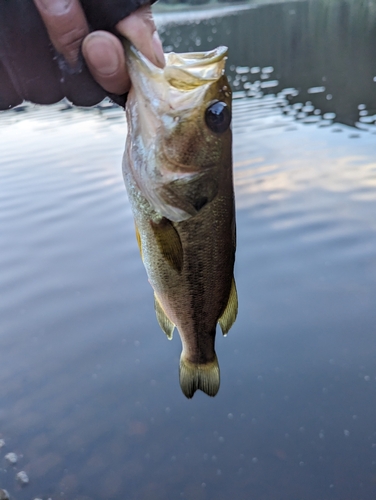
left=33, top=0, right=165, bottom=96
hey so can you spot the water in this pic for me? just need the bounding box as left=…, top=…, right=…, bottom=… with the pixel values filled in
left=1, top=1, right=376, bottom=499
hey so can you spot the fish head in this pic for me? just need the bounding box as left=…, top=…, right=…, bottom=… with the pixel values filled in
left=124, top=43, right=232, bottom=221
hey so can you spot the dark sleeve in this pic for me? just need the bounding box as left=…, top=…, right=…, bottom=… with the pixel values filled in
left=0, top=0, right=154, bottom=110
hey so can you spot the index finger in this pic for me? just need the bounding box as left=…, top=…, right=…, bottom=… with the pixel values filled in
left=33, top=0, right=89, bottom=68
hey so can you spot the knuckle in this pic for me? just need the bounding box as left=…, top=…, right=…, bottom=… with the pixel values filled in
left=58, top=25, right=87, bottom=57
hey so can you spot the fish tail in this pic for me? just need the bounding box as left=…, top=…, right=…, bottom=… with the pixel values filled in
left=179, top=354, right=220, bottom=398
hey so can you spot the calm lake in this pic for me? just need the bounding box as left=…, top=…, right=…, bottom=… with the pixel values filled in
left=1, top=0, right=376, bottom=499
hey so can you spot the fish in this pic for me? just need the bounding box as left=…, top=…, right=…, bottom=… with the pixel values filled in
left=122, top=42, right=237, bottom=398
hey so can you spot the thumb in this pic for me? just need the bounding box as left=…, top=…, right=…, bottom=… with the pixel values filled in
left=116, top=4, right=165, bottom=69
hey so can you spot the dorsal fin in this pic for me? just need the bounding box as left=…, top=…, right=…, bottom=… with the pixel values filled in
left=150, top=218, right=183, bottom=273
left=154, top=293, right=175, bottom=340
left=179, top=354, right=220, bottom=398
left=218, top=278, right=238, bottom=336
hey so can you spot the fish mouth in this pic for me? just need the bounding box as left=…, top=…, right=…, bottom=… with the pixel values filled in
left=164, top=46, right=228, bottom=90
left=124, top=41, right=228, bottom=94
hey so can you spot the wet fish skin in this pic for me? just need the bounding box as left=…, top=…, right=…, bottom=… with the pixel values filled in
left=123, top=44, right=237, bottom=398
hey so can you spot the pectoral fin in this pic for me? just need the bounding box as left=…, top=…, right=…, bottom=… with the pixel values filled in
left=154, top=293, right=175, bottom=340
left=150, top=218, right=183, bottom=273
left=218, top=278, right=238, bottom=336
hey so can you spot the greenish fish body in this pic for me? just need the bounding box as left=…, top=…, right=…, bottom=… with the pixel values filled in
left=122, top=43, right=237, bottom=398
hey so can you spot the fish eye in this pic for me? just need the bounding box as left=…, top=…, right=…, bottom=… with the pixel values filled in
left=205, top=101, right=231, bottom=134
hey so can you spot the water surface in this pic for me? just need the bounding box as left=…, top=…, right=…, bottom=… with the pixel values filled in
left=1, top=1, right=376, bottom=499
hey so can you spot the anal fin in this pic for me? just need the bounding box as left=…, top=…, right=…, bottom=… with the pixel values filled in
left=154, top=293, right=175, bottom=340
left=218, top=278, right=238, bottom=336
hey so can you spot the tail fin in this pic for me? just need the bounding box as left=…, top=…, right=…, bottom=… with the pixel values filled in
left=179, top=355, right=220, bottom=398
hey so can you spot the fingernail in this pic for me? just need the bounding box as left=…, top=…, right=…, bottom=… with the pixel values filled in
left=34, top=0, right=73, bottom=15
left=85, top=36, right=120, bottom=76
left=152, top=31, right=165, bottom=69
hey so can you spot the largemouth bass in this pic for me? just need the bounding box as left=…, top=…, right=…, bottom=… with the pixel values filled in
left=122, top=43, right=237, bottom=398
